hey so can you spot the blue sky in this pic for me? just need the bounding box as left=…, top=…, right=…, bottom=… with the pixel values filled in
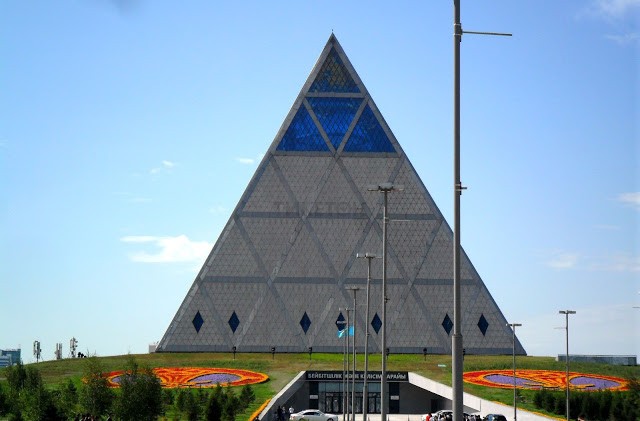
left=1, top=1, right=638, bottom=362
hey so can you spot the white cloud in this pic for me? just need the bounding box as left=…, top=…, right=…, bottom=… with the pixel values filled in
left=149, top=160, right=177, bottom=175
left=209, top=205, right=228, bottom=214
left=587, top=0, right=640, bottom=19
left=618, top=192, right=640, bottom=209
left=546, top=251, right=580, bottom=269
left=121, top=235, right=212, bottom=263
left=235, top=152, right=264, bottom=165
left=588, top=252, right=640, bottom=272
left=605, top=32, right=640, bottom=44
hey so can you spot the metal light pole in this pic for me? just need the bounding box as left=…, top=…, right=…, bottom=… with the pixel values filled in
left=368, top=183, right=402, bottom=421
left=451, top=3, right=510, bottom=418
left=347, top=287, right=360, bottom=421
left=340, top=307, right=348, bottom=421
left=452, top=3, right=464, bottom=418
left=559, top=310, right=576, bottom=421
left=357, top=253, right=378, bottom=421
left=507, top=323, right=522, bottom=421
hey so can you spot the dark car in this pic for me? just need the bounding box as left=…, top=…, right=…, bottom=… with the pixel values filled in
left=484, top=415, right=507, bottom=421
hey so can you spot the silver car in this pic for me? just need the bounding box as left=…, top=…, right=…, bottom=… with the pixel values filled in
left=289, top=410, right=338, bottom=421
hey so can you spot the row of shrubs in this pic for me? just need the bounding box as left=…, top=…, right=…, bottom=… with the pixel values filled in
left=0, top=356, right=257, bottom=421
left=530, top=377, right=640, bottom=421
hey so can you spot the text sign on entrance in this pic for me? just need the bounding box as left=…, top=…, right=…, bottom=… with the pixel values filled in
left=306, top=371, right=408, bottom=382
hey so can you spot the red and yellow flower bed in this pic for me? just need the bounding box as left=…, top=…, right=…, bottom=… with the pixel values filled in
left=105, top=367, right=269, bottom=389
left=463, top=369, right=628, bottom=391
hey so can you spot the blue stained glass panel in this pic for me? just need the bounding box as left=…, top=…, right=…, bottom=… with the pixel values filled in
left=308, top=97, right=362, bottom=149
left=371, top=313, right=382, bottom=334
left=343, top=105, right=396, bottom=153
left=228, top=311, right=240, bottom=333
left=477, top=314, right=489, bottom=336
left=300, top=312, right=312, bottom=334
left=277, top=107, right=329, bottom=151
left=442, top=314, right=453, bottom=336
left=309, top=48, right=360, bottom=93
left=193, top=311, right=204, bottom=333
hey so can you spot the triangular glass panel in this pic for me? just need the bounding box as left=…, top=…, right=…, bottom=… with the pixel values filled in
left=309, top=47, right=360, bottom=93
left=343, top=105, right=396, bottom=153
left=307, top=97, right=362, bottom=149
left=277, top=106, right=329, bottom=152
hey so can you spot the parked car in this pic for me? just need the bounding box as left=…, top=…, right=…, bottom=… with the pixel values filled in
left=289, top=410, right=338, bottom=421
left=484, top=415, right=507, bottom=421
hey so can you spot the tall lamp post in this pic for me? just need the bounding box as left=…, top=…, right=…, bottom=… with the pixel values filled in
left=347, top=287, right=360, bottom=421
left=559, top=310, right=576, bottom=421
left=451, top=3, right=510, bottom=419
left=506, top=323, right=522, bottom=421
left=367, top=182, right=402, bottom=421
left=357, top=253, right=378, bottom=421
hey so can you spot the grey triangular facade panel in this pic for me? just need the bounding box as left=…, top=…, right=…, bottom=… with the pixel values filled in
left=157, top=34, right=526, bottom=355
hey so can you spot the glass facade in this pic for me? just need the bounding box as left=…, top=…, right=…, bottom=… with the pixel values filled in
left=316, top=381, right=381, bottom=414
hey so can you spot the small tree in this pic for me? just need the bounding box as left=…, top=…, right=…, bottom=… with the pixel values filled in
left=79, top=356, right=114, bottom=418
left=205, top=392, right=223, bottom=421
left=114, top=355, right=163, bottom=421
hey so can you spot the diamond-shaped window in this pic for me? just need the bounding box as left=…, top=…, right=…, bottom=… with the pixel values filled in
left=300, top=312, right=312, bottom=334
left=336, top=312, right=346, bottom=331
left=442, top=314, right=453, bottom=336
left=478, top=314, right=489, bottom=336
left=228, top=311, right=240, bottom=333
left=193, top=311, right=204, bottom=333
left=371, top=313, right=382, bottom=334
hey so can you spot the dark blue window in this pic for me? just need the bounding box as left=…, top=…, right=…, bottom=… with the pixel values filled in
left=193, top=311, right=204, bottom=333
left=308, top=97, right=362, bottom=149
left=336, top=312, right=346, bottom=331
left=277, top=106, right=329, bottom=152
left=442, top=314, right=453, bottom=336
left=371, top=313, right=382, bottom=334
left=228, top=311, right=240, bottom=333
left=343, top=105, right=396, bottom=153
left=309, top=48, right=360, bottom=93
left=300, top=312, right=312, bottom=334
left=478, top=314, right=489, bottom=336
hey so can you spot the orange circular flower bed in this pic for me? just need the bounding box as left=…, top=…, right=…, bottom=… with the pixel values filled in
left=463, top=369, right=628, bottom=391
left=106, top=367, right=269, bottom=388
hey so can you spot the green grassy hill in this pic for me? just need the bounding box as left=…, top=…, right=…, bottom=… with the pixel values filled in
left=1, top=352, right=638, bottom=420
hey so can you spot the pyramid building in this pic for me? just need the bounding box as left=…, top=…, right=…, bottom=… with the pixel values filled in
left=157, top=35, right=525, bottom=355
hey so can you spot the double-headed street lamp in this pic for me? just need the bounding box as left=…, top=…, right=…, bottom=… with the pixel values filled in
left=506, top=323, right=522, bottom=421
left=559, top=310, right=576, bottom=421
left=367, top=182, right=402, bottom=421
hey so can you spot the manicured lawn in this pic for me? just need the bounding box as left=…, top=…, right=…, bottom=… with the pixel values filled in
left=1, top=352, right=638, bottom=420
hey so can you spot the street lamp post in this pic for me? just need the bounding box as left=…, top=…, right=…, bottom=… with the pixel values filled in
left=559, top=310, right=576, bottom=421
left=367, top=183, right=402, bottom=421
left=347, top=287, right=360, bottom=421
left=357, top=253, right=378, bottom=421
left=506, top=323, right=522, bottom=421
